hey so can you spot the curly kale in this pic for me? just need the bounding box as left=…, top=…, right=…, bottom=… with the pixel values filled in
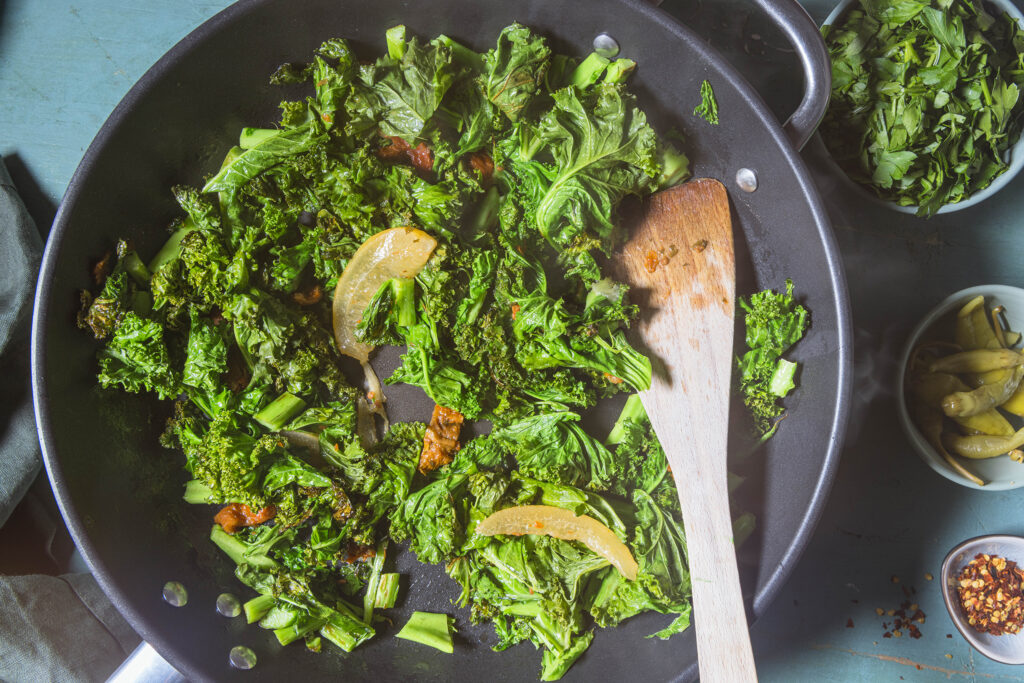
left=72, top=22, right=775, bottom=681
left=737, top=279, right=810, bottom=436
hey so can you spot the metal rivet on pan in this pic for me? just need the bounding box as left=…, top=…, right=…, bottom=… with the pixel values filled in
left=162, top=581, right=188, bottom=607
left=229, top=646, right=257, bottom=670
left=593, top=33, right=620, bottom=58
left=216, top=593, right=241, bottom=618
left=736, top=168, right=758, bottom=193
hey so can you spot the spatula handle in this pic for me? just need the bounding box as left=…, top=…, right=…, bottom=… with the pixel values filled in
left=680, top=474, right=757, bottom=681
left=644, top=391, right=757, bottom=683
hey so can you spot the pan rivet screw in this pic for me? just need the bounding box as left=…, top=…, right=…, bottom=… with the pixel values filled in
left=593, top=33, right=620, bottom=58
left=217, top=593, right=241, bottom=618
left=736, top=168, right=758, bottom=193
left=162, top=581, right=188, bottom=607
left=229, top=646, right=257, bottom=670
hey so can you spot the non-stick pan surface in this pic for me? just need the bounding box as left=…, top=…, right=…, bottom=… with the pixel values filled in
left=32, top=0, right=851, bottom=680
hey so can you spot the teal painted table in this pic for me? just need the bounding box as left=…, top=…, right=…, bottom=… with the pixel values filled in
left=4, top=0, right=1024, bottom=680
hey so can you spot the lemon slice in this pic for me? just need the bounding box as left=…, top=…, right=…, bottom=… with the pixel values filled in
left=332, top=227, right=437, bottom=362
left=475, top=505, right=639, bottom=581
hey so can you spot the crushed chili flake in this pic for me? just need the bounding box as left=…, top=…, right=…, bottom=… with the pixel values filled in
left=644, top=249, right=660, bottom=273
left=956, top=553, right=1024, bottom=636
left=846, top=618, right=855, bottom=628
left=876, top=590, right=927, bottom=640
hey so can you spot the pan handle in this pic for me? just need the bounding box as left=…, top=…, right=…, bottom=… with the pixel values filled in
left=106, top=641, right=185, bottom=683
left=746, top=0, right=831, bottom=150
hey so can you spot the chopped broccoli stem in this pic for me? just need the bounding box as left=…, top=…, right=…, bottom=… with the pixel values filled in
left=570, top=52, right=611, bottom=89
left=604, top=393, right=646, bottom=446
left=147, top=223, right=193, bottom=273
left=373, top=574, right=400, bottom=610
left=394, top=612, right=456, bottom=653
left=275, top=615, right=326, bottom=646
left=210, top=524, right=278, bottom=570
left=362, top=540, right=389, bottom=623
left=318, top=603, right=376, bottom=652
left=603, top=58, right=636, bottom=84
left=435, top=34, right=484, bottom=71
left=259, top=604, right=300, bottom=630
left=394, top=278, right=417, bottom=328
left=386, top=25, right=406, bottom=60
left=182, top=479, right=215, bottom=504
left=769, top=358, right=798, bottom=397
left=120, top=251, right=152, bottom=287
left=243, top=594, right=276, bottom=624
left=254, top=392, right=307, bottom=431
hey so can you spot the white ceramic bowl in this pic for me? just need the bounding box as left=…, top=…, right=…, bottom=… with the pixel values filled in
left=896, top=285, right=1024, bottom=490
left=820, top=0, right=1024, bottom=216
left=941, top=534, right=1024, bottom=664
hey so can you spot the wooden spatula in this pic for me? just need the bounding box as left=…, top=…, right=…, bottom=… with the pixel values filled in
left=613, top=178, right=757, bottom=682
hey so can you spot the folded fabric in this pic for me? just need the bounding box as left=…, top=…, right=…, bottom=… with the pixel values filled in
left=0, top=572, right=140, bottom=682
left=0, top=158, right=142, bottom=681
left=0, top=157, right=43, bottom=528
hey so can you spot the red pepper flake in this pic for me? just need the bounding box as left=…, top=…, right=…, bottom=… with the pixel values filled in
left=321, top=113, right=333, bottom=123
left=644, top=250, right=660, bottom=273
left=511, top=303, right=520, bottom=320
left=603, top=372, right=624, bottom=384
left=876, top=583, right=927, bottom=640
left=956, top=553, right=1024, bottom=635
left=846, top=618, right=854, bottom=628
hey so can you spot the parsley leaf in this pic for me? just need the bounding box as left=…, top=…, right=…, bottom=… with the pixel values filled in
left=821, top=0, right=1024, bottom=217
left=693, top=79, right=719, bottom=125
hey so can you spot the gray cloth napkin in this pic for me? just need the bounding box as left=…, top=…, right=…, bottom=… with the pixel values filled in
left=0, top=157, right=141, bottom=681
left=0, top=158, right=43, bottom=528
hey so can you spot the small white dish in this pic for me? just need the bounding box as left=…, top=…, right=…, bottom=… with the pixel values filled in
left=941, top=535, right=1024, bottom=664
left=896, top=285, right=1024, bottom=490
left=820, top=0, right=1024, bottom=216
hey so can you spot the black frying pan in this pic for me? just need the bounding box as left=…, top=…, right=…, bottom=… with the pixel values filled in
left=31, top=0, right=851, bottom=680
